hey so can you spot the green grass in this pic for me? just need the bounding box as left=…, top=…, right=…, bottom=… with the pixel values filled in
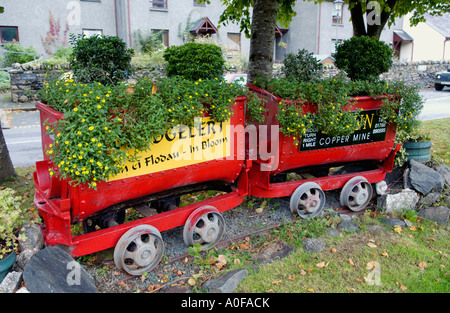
left=421, top=118, right=450, bottom=166
left=233, top=215, right=449, bottom=293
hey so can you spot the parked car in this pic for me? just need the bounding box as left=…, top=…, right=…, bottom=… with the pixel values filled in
left=434, top=66, right=450, bottom=91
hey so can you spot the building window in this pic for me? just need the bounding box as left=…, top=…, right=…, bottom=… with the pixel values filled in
left=150, top=0, right=167, bottom=10
left=152, top=29, right=169, bottom=47
left=227, top=33, right=241, bottom=52
left=332, top=6, right=344, bottom=24
left=83, top=29, right=103, bottom=38
left=0, top=26, right=19, bottom=43
left=331, top=39, right=343, bottom=54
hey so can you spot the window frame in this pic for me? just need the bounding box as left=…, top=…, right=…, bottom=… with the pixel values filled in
left=152, top=29, right=169, bottom=47
left=150, top=0, right=168, bottom=10
left=332, top=5, right=344, bottom=25
left=0, top=26, right=19, bottom=43
left=82, top=29, right=104, bottom=38
left=227, top=32, right=241, bottom=52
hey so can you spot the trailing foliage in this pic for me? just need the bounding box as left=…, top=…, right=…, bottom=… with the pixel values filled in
left=163, top=42, right=225, bottom=81
left=334, top=36, right=393, bottom=81
left=69, top=34, right=134, bottom=85
left=255, top=75, right=424, bottom=144
left=38, top=76, right=264, bottom=188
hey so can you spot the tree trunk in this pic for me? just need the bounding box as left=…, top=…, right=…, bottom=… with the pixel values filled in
left=366, top=0, right=396, bottom=39
left=349, top=0, right=367, bottom=37
left=247, top=0, right=278, bottom=84
left=0, top=125, right=15, bottom=182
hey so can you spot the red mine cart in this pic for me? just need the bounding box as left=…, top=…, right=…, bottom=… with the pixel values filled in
left=34, top=98, right=250, bottom=275
left=247, top=85, right=400, bottom=218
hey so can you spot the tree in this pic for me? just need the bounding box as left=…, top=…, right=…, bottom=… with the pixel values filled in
left=217, top=0, right=450, bottom=82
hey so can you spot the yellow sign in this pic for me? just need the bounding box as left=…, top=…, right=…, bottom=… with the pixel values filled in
left=109, top=117, right=231, bottom=181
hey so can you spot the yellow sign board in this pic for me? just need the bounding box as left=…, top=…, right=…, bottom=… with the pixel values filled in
left=109, top=117, right=231, bottom=181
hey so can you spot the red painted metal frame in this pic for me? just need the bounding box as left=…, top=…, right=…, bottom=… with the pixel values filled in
left=34, top=98, right=250, bottom=257
left=246, top=84, right=400, bottom=198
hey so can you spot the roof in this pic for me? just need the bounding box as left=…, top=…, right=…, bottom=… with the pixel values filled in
left=425, top=12, right=450, bottom=38
left=190, top=17, right=218, bottom=35
left=393, top=29, right=414, bottom=41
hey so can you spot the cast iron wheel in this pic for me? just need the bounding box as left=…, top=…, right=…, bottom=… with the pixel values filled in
left=183, top=206, right=225, bottom=249
left=340, top=176, right=373, bottom=211
left=114, top=225, right=164, bottom=276
left=289, top=182, right=325, bottom=219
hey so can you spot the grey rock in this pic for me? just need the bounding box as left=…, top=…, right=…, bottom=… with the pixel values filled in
left=378, top=217, right=406, bottom=228
left=409, top=160, right=445, bottom=195
left=0, top=271, right=23, bottom=293
left=339, top=214, right=352, bottom=221
left=337, top=220, right=360, bottom=233
left=163, top=286, right=191, bottom=293
left=251, top=241, right=294, bottom=264
left=201, top=269, right=248, bottom=293
left=23, top=246, right=96, bottom=293
left=325, top=227, right=341, bottom=237
left=420, top=192, right=443, bottom=206
left=302, top=238, right=326, bottom=253
left=377, top=189, right=419, bottom=214
left=418, top=206, right=450, bottom=225
left=18, top=223, right=44, bottom=252
left=434, top=164, right=450, bottom=186
left=15, top=248, right=39, bottom=271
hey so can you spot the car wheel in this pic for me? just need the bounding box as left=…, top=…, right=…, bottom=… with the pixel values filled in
left=435, top=83, right=444, bottom=91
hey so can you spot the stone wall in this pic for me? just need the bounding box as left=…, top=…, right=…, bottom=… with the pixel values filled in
left=8, top=63, right=70, bottom=103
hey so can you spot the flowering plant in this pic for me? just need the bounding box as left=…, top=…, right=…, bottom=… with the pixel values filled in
left=38, top=76, right=265, bottom=188
left=256, top=75, right=423, bottom=144
left=0, top=188, right=27, bottom=259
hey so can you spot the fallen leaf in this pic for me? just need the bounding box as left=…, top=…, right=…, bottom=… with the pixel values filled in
left=356, top=278, right=363, bottom=283
left=288, top=275, right=296, bottom=281
left=347, top=288, right=356, bottom=292
left=234, top=258, right=241, bottom=265
left=381, top=251, right=389, bottom=258
left=151, top=82, right=158, bottom=95
left=331, top=248, right=337, bottom=253
left=255, top=207, right=264, bottom=214
left=409, top=226, right=417, bottom=231
left=307, top=288, right=314, bottom=292
left=299, top=269, right=307, bottom=276
left=393, top=225, right=402, bottom=234
left=367, top=242, right=378, bottom=248
left=400, top=285, right=407, bottom=291
left=316, top=262, right=326, bottom=268
left=348, top=258, right=355, bottom=267
left=418, top=261, right=427, bottom=270
left=272, top=280, right=282, bottom=285
left=187, top=278, right=196, bottom=286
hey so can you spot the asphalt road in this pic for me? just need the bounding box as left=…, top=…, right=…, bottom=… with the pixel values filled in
left=2, top=88, right=450, bottom=168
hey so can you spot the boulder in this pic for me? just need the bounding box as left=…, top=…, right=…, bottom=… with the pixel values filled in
left=378, top=217, right=406, bottom=228
left=409, top=160, right=445, bottom=195
left=418, top=206, right=449, bottom=225
left=251, top=241, right=294, bottom=264
left=337, top=220, right=360, bottom=233
left=201, top=269, right=248, bottom=293
left=434, top=164, right=450, bottom=187
left=377, top=189, right=419, bottom=214
left=23, top=246, right=96, bottom=293
left=0, top=271, right=22, bottom=293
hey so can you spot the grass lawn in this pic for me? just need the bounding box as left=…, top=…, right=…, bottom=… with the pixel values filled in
left=421, top=118, right=450, bottom=166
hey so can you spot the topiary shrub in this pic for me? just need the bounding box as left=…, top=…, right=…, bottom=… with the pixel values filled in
left=334, top=36, right=393, bottom=81
left=282, top=49, right=323, bottom=82
left=163, top=42, right=225, bottom=80
left=69, top=34, right=134, bottom=85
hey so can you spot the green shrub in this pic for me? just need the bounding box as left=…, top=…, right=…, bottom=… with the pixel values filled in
left=334, top=36, right=393, bottom=81
left=282, top=49, right=323, bottom=82
left=0, top=71, right=10, bottom=92
left=0, top=43, right=39, bottom=67
left=163, top=42, right=225, bottom=80
left=69, top=34, right=134, bottom=85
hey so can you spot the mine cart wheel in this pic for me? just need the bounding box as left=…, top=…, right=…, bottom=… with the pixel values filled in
left=114, top=225, right=164, bottom=276
left=183, top=206, right=225, bottom=249
left=340, top=176, right=373, bottom=212
left=290, top=182, right=325, bottom=219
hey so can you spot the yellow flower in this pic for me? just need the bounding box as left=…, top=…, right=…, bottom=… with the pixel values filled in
left=97, top=105, right=102, bottom=109
left=73, top=107, right=78, bottom=112
left=92, top=182, right=97, bottom=187
left=77, top=131, right=82, bottom=135
left=89, top=126, right=94, bottom=131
